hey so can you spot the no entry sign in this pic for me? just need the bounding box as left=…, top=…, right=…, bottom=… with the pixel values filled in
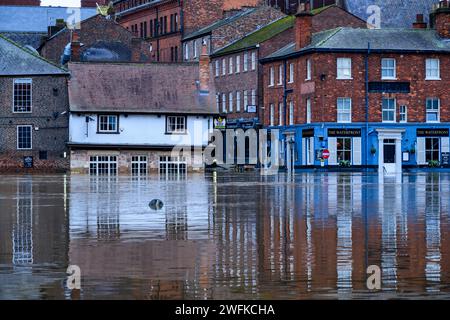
left=322, top=149, right=330, bottom=160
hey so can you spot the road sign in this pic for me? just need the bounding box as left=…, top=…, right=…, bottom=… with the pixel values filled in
left=322, top=149, right=330, bottom=160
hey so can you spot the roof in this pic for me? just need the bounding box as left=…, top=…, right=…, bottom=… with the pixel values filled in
left=262, top=27, right=450, bottom=62
left=0, top=34, right=68, bottom=76
left=68, top=62, right=217, bottom=114
left=182, top=7, right=258, bottom=41
left=0, top=31, right=46, bottom=49
left=0, top=6, right=97, bottom=32
left=212, top=15, right=295, bottom=57
left=344, top=0, right=440, bottom=28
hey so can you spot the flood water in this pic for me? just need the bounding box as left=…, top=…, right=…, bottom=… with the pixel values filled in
left=0, top=172, right=450, bottom=300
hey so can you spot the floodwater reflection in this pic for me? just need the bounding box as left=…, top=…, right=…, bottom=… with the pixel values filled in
left=0, top=172, right=450, bottom=299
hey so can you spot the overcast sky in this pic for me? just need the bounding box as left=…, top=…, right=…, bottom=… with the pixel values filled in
left=41, top=0, right=81, bottom=7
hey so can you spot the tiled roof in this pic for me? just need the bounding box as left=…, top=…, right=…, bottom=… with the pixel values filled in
left=0, top=6, right=97, bottom=32
left=263, top=27, right=450, bottom=61
left=68, top=62, right=218, bottom=114
left=344, top=0, right=441, bottom=28
left=182, top=7, right=258, bottom=41
left=0, top=34, right=68, bottom=76
left=212, top=15, right=294, bottom=57
left=0, top=31, right=46, bottom=49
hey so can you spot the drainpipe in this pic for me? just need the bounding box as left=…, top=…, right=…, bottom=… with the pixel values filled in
left=156, top=6, right=160, bottom=61
left=365, top=42, right=370, bottom=172
left=283, top=59, right=289, bottom=170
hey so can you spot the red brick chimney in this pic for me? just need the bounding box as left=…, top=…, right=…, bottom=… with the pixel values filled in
left=434, top=0, right=450, bottom=38
left=70, top=30, right=81, bottom=62
left=295, top=3, right=314, bottom=50
left=413, top=14, right=427, bottom=29
left=199, top=41, right=210, bottom=94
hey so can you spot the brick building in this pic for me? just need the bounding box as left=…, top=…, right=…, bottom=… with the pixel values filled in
left=0, top=34, right=70, bottom=172
left=261, top=1, right=450, bottom=173
left=0, top=0, right=40, bottom=5
left=39, top=14, right=152, bottom=65
left=112, top=0, right=265, bottom=62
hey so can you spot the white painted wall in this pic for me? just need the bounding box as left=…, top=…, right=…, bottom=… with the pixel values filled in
left=69, top=113, right=213, bottom=147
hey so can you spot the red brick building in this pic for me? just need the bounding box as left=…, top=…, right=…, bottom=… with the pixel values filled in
left=261, top=1, right=450, bottom=173
left=0, top=0, right=40, bottom=5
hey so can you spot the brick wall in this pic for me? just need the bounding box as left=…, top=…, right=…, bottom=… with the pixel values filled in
left=0, top=0, right=40, bottom=5
left=311, top=5, right=367, bottom=32
left=0, top=75, right=70, bottom=172
left=40, top=15, right=152, bottom=65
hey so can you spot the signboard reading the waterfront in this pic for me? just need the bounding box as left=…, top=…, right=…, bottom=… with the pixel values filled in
left=302, top=129, right=314, bottom=137
left=417, top=129, right=449, bottom=137
left=328, top=129, right=361, bottom=137
left=24, top=156, right=33, bottom=168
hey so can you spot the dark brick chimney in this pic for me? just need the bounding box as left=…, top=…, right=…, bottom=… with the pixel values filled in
left=199, top=41, right=210, bottom=94
left=433, top=0, right=450, bottom=38
left=295, top=3, right=313, bottom=50
left=413, top=14, right=427, bottom=29
left=70, top=30, right=81, bottom=62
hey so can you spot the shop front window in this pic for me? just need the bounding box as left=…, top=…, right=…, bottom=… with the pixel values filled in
left=337, top=138, right=352, bottom=162
left=425, top=138, right=440, bottom=162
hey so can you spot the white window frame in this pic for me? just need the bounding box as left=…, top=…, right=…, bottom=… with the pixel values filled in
left=222, top=58, right=226, bottom=76
left=222, top=93, right=227, bottom=113
left=243, top=90, right=248, bottom=112
left=166, top=115, right=187, bottom=134
left=13, top=78, right=32, bottom=113
left=184, top=43, right=189, bottom=61
left=269, top=67, right=274, bottom=87
left=289, top=101, right=294, bottom=125
left=381, top=58, right=396, bottom=80
left=278, top=65, right=283, bottom=85
left=337, top=98, right=352, bottom=123
left=243, top=52, right=248, bottom=71
left=382, top=98, right=396, bottom=123
left=236, top=91, right=241, bottom=112
left=251, top=51, right=256, bottom=70
left=270, top=104, right=274, bottom=126
left=159, top=156, right=187, bottom=176
left=337, top=58, right=352, bottom=80
left=426, top=58, right=440, bottom=80
left=17, top=125, right=32, bottom=150
left=426, top=98, right=440, bottom=123
left=131, top=156, right=148, bottom=176
left=399, top=105, right=407, bottom=123
left=279, top=102, right=283, bottom=126
left=193, top=40, right=198, bottom=58
left=229, top=57, right=233, bottom=74
left=236, top=55, right=240, bottom=73
left=306, top=98, right=311, bottom=123
left=288, top=63, right=294, bottom=83
left=306, top=59, right=312, bottom=80
left=89, top=155, right=118, bottom=176
left=229, top=92, right=233, bottom=112
left=98, top=115, right=119, bottom=133
left=215, top=60, right=220, bottom=77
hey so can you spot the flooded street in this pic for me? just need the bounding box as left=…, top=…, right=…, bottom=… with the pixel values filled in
left=0, top=172, right=450, bottom=300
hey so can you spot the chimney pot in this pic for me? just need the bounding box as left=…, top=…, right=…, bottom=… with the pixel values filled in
left=413, top=13, right=427, bottom=28
left=295, top=5, right=314, bottom=50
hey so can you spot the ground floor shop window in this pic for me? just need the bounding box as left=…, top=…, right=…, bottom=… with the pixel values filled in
left=131, top=156, right=148, bottom=176
left=426, top=138, right=440, bottom=162
left=159, top=156, right=187, bottom=176
left=90, top=156, right=118, bottom=175
left=337, top=138, right=352, bottom=162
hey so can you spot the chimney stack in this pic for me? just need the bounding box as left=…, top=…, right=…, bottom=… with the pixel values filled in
left=70, top=30, right=81, bottom=62
left=432, top=0, right=450, bottom=38
left=413, top=14, right=427, bottom=29
left=199, top=41, right=210, bottom=94
left=295, top=3, right=314, bottom=50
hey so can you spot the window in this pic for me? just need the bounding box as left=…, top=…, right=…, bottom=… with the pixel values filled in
left=222, top=58, right=226, bottom=75
left=270, top=104, right=274, bottom=126
left=243, top=52, right=248, bottom=71
left=279, top=102, right=283, bottom=126
left=215, top=60, right=220, bottom=77
left=425, top=138, right=440, bottom=162
left=426, top=59, right=440, bottom=80
left=426, top=98, right=440, bottom=122
left=306, top=59, right=312, bottom=80
left=289, top=101, right=294, bottom=125
left=337, top=58, right=352, bottom=79
left=251, top=51, right=256, bottom=70
left=243, top=90, right=248, bottom=112
left=17, top=125, right=32, bottom=150
left=236, top=91, right=241, bottom=112
left=13, top=79, right=32, bottom=113
left=251, top=89, right=256, bottom=106
left=89, top=156, right=117, bottom=175
left=184, top=43, right=189, bottom=61
left=306, top=98, right=311, bottom=123
left=216, top=93, right=220, bottom=110
left=193, top=40, right=198, bottom=58
left=400, top=105, right=407, bottom=122
left=222, top=93, right=227, bottom=113
left=337, top=98, right=352, bottom=123
left=98, top=115, right=118, bottom=133
left=166, top=116, right=186, bottom=133
left=278, top=65, right=283, bottom=85
left=381, top=58, right=396, bottom=79
left=159, top=156, right=187, bottom=176
left=382, top=98, right=396, bottom=122
left=132, top=156, right=147, bottom=176
left=288, top=63, right=294, bottom=83
left=269, top=67, right=274, bottom=86
left=229, top=57, right=233, bottom=74
left=229, top=92, right=233, bottom=112
left=236, top=55, right=240, bottom=73
left=337, top=138, right=352, bottom=162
